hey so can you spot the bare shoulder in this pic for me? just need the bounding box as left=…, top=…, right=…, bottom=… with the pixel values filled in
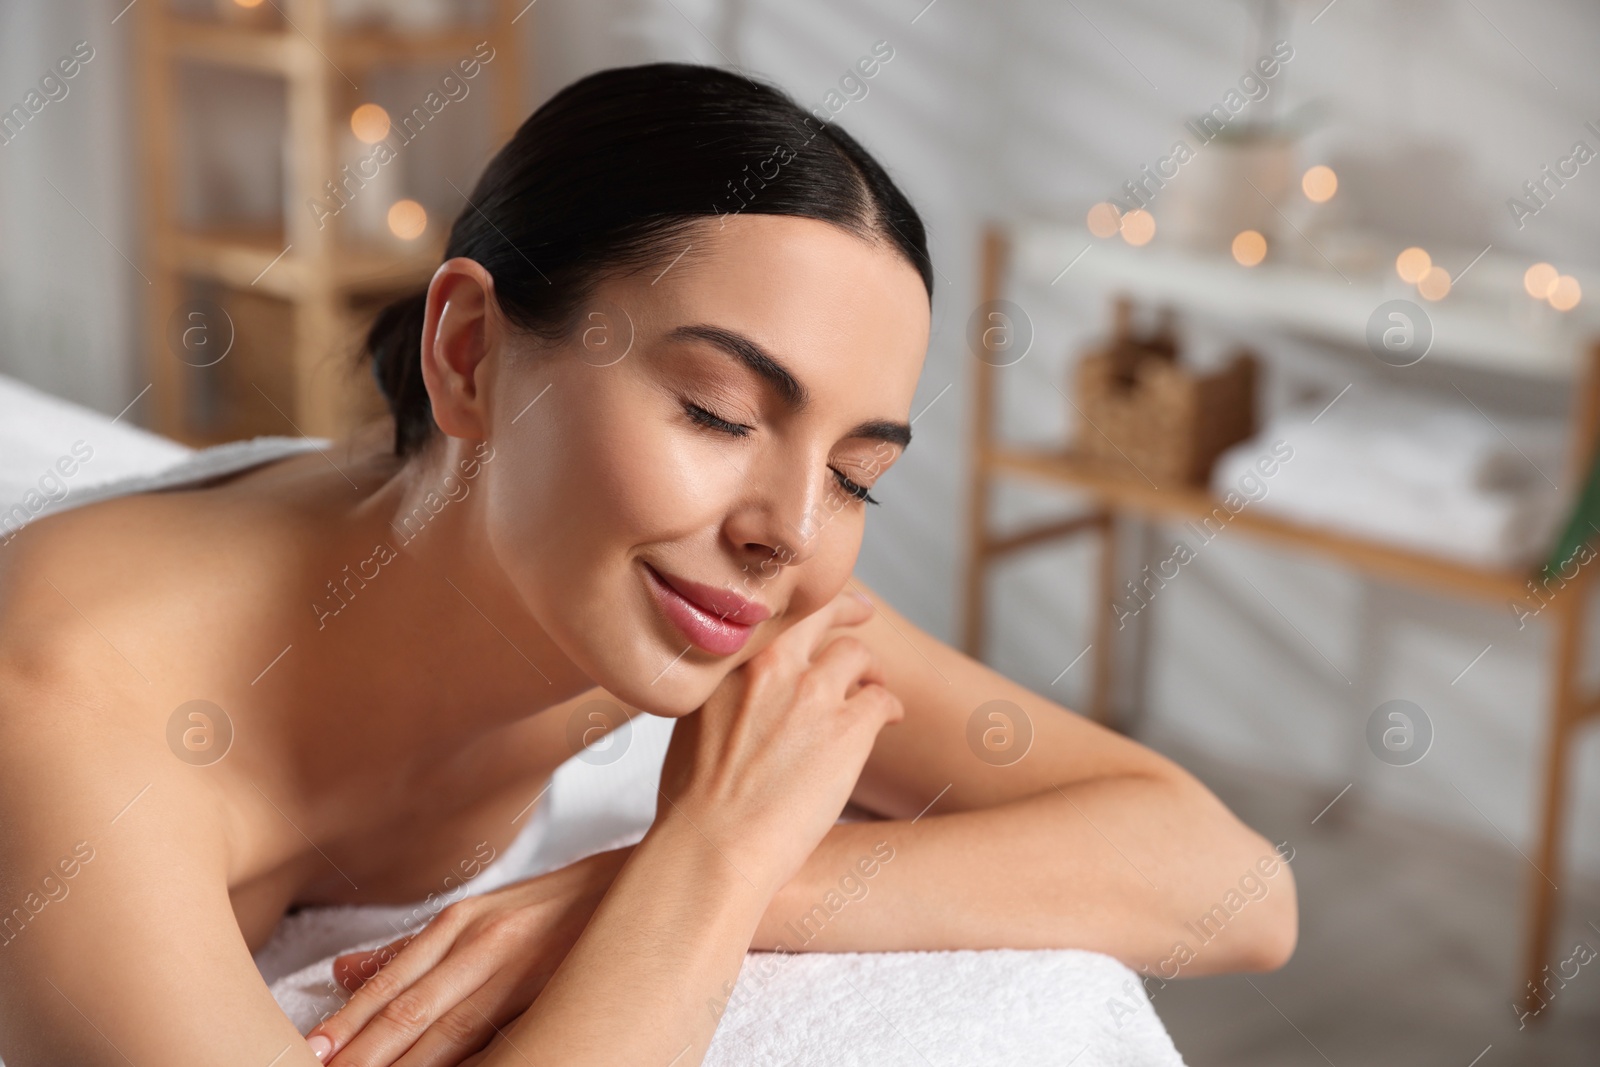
left=0, top=676, right=311, bottom=1065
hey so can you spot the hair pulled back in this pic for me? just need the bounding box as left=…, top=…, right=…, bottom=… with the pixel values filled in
left=365, top=61, right=933, bottom=456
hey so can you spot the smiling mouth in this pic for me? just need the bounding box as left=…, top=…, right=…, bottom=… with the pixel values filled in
left=641, top=561, right=762, bottom=656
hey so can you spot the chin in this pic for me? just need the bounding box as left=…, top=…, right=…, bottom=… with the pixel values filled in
left=587, top=642, right=735, bottom=719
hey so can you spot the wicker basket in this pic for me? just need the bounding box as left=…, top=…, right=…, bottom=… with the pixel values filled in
left=1071, top=300, right=1258, bottom=488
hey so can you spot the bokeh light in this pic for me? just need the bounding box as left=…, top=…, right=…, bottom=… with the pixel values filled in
left=1418, top=266, right=1451, bottom=301
left=1396, top=247, right=1431, bottom=284
left=1120, top=208, right=1155, bottom=246
left=1549, top=275, right=1582, bottom=311
left=387, top=199, right=428, bottom=241
left=1524, top=262, right=1559, bottom=299
left=1301, top=165, right=1337, bottom=203
left=1086, top=201, right=1122, bottom=239
left=1231, top=230, right=1267, bottom=267
left=350, top=104, right=391, bottom=145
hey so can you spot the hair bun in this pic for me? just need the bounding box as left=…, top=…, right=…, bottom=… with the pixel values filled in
left=366, top=289, right=430, bottom=455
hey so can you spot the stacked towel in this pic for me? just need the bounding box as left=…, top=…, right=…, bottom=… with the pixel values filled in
left=1211, top=386, right=1568, bottom=568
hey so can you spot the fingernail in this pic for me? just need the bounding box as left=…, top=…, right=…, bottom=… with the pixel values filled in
left=853, top=590, right=872, bottom=606
left=307, top=1034, right=333, bottom=1062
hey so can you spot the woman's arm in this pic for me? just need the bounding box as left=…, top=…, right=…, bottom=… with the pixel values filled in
left=311, top=583, right=1295, bottom=1065
left=0, top=702, right=326, bottom=1067
left=471, top=814, right=770, bottom=1065
left=761, top=579, right=1296, bottom=974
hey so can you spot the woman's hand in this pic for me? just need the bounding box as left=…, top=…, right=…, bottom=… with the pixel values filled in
left=306, top=587, right=901, bottom=1066
left=305, top=846, right=630, bottom=1066
left=655, top=587, right=905, bottom=895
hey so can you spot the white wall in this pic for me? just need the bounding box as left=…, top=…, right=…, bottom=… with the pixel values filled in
left=0, top=0, right=139, bottom=415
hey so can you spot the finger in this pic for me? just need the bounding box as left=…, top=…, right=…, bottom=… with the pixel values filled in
left=845, top=680, right=906, bottom=728
left=335, top=936, right=413, bottom=992
left=308, top=918, right=460, bottom=1062
left=391, top=978, right=530, bottom=1067
left=772, top=588, right=876, bottom=669
left=798, top=634, right=884, bottom=704
left=836, top=584, right=877, bottom=623
left=326, top=956, right=500, bottom=1067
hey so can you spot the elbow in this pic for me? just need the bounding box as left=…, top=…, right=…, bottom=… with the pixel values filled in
left=1232, top=840, right=1299, bottom=973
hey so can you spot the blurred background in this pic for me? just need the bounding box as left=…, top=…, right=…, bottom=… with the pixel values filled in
left=3, top=0, right=1599, bottom=1062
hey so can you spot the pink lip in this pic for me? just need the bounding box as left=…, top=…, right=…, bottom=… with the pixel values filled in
left=642, top=561, right=770, bottom=656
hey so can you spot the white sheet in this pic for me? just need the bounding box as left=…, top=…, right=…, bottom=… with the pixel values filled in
left=0, top=374, right=1186, bottom=1066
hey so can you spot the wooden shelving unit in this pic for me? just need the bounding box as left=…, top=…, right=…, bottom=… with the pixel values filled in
left=136, top=0, right=526, bottom=444
left=964, top=222, right=1600, bottom=1014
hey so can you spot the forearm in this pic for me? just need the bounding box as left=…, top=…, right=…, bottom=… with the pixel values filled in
left=753, top=773, right=1296, bottom=974
left=485, top=815, right=772, bottom=1066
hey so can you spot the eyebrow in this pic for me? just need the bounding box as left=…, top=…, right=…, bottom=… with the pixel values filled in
left=667, top=323, right=912, bottom=449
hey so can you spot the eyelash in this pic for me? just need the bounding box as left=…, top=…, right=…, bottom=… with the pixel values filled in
left=682, top=402, right=879, bottom=506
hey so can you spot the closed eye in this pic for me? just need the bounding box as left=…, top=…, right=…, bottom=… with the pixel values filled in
left=833, top=471, right=878, bottom=506
left=683, top=401, right=752, bottom=438
left=683, top=401, right=880, bottom=506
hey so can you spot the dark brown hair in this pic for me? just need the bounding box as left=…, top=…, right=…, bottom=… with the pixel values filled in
left=365, top=61, right=933, bottom=456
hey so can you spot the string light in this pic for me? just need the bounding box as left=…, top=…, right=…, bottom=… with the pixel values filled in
left=1086, top=201, right=1122, bottom=239
left=387, top=200, right=427, bottom=241
left=350, top=104, right=391, bottom=145
left=1231, top=230, right=1267, bottom=266
left=1119, top=209, right=1155, bottom=246
left=1418, top=266, right=1452, bottom=301
left=1396, top=247, right=1431, bottom=284
left=1524, top=263, right=1559, bottom=300
left=1549, top=275, right=1582, bottom=311
left=1301, top=165, right=1337, bottom=203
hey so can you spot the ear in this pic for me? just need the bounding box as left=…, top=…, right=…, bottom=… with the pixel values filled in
left=419, top=257, right=502, bottom=441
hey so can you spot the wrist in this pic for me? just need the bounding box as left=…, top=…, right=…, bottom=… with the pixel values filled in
left=644, top=809, right=782, bottom=904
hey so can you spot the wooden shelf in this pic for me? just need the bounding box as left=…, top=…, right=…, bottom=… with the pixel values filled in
left=164, top=17, right=494, bottom=75
left=966, top=222, right=1600, bottom=1014
left=989, top=445, right=1531, bottom=603
left=139, top=0, right=525, bottom=441
left=166, top=229, right=443, bottom=299
left=1013, top=224, right=1600, bottom=380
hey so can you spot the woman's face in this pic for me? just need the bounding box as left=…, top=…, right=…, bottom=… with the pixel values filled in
left=477, top=215, right=929, bottom=716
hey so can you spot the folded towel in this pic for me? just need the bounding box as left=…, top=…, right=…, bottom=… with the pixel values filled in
left=1212, top=387, right=1568, bottom=567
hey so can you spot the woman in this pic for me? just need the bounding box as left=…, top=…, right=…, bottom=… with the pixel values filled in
left=0, top=63, right=1294, bottom=1067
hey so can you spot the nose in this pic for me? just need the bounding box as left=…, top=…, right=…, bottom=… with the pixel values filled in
left=722, top=448, right=830, bottom=571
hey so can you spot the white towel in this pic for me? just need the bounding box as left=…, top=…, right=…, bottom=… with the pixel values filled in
left=1212, top=388, right=1568, bottom=568
left=261, top=714, right=1187, bottom=1067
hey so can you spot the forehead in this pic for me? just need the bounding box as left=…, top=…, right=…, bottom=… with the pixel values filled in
left=616, top=214, right=930, bottom=415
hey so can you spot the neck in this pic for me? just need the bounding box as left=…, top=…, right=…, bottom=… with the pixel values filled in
left=310, top=430, right=596, bottom=752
